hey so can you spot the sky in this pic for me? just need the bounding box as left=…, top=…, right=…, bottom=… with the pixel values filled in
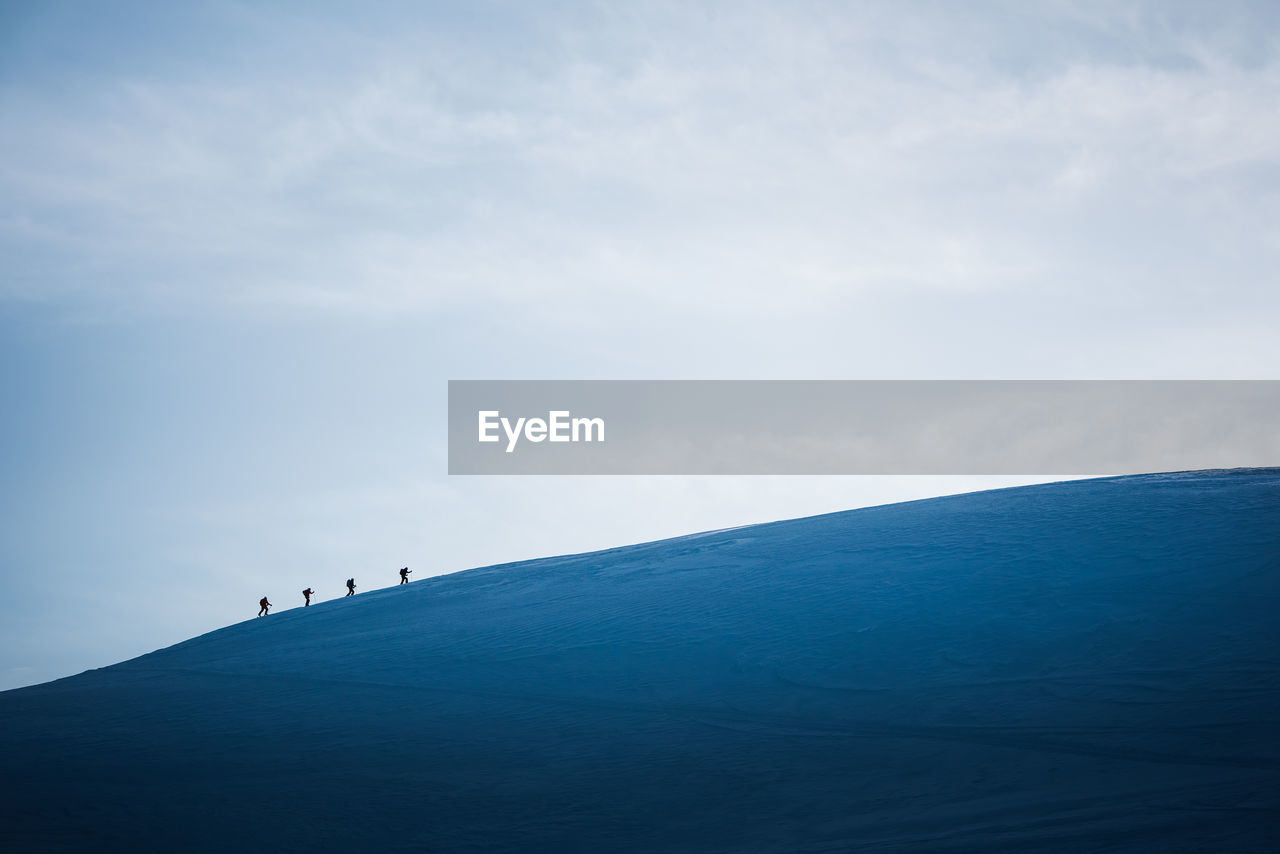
left=2, top=0, right=1278, bottom=691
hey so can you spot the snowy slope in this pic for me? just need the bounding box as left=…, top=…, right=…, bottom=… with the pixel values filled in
left=2, top=470, right=1278, bottom=853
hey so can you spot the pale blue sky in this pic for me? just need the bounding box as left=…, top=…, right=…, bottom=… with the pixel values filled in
left=3, top=1, right=1278, bottom=689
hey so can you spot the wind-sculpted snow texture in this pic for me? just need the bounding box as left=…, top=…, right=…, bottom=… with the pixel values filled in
left=2, top=470, right=1278, bottom=852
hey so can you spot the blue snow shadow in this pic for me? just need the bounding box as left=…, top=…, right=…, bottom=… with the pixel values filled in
left=2, top=469, right=1278, bottom=852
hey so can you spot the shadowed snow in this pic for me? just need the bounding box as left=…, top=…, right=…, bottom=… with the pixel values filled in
left=2, top=469, right=1277, bottom=852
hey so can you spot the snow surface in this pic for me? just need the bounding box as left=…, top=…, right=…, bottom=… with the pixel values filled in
left=2, top=470, right=1278, bottom=852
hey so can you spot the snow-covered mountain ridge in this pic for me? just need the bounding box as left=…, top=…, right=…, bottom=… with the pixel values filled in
left=3, top=469, right=1277, bottom=852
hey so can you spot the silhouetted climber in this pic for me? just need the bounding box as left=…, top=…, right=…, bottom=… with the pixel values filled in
left=346, top=577, right=356, bottom=596
left=258, top=596, right=271, bottom=617
left=302, top=588, right=313, bottom=607
left=399, top=566, right=411, bottom=584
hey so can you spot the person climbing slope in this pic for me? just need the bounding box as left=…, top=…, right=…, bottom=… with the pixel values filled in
left=258, top=596, right=271, bottom=616
left=345, top=578, right=356, bottom=596
left=399, top=566, right=411, bottom=584
left=302, top=588, right=313, bottom=606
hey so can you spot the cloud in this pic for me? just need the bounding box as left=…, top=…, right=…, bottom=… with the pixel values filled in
left=1, top=1, right=1278, bottom=330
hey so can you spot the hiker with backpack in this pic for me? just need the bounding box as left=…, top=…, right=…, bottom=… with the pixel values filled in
left=399, top=566, right=411, bottom=584
left=303, top=588, right=313, bottom=606
left=258, top=596, right=271, bottom=616
left=346, top=578, right=356, bottom=596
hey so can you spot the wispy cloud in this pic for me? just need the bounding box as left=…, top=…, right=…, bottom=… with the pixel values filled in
left=2, top=1, right=1278, bottom=329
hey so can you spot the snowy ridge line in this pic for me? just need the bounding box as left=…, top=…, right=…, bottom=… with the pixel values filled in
left=3, top=469, right=1277, bottom=851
